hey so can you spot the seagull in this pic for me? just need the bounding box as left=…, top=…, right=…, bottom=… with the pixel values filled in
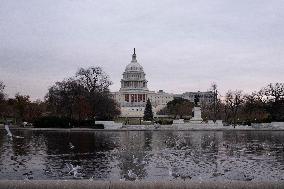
left=168, top=167, right=180, bottom=179
left=69, top=142, right=75, bottom=149
left=4, top=124, right=13, bottom=137
left=14, top=135, right=24, bottom=139
left=4, top=124, right=24, bottom=139
left=133, top=155, right=138, bottom=164
left=141, top=160, right=146, bottom=165
left=127, top=170, right=137, bottom=180
left=67, top=163, right=82, bottom=178
left=168, top=167, right=173, bottom=177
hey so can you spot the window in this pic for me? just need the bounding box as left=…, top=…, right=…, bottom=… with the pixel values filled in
left=125, top=94, right=129, bottom=102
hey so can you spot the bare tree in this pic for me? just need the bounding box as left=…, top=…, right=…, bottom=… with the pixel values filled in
left=225, top=90, right=243, bottom=126
left=260, top=83, right=284, bottom=102
left=45, top=78, right=85, bottom=119
left=259, top=83, right=284, bottom=121
left=0, top=81, right=6, bottom=119
left=242, top=92, right=268, bottom=123
left=14, top=93, right=30, bottom=122
left=76, top=67, right=112, bottom=93
left=25, top=100, right=46, bottom=122
left=45, top=67, right=120, bottom=121
left=165, top=98, right=194, bottom=119
left=0, top=81, right=5, bottom=101
left=211, top=83, right=218, bottom=122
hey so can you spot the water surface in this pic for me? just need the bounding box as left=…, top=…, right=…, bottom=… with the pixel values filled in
left=0, top=129, right=284, bottom=181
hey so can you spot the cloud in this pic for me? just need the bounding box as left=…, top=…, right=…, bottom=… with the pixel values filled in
left=0, top=0, right=283, bottom=100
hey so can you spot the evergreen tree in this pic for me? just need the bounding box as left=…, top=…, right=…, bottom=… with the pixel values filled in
left=143, top=99, right=153, bottom=121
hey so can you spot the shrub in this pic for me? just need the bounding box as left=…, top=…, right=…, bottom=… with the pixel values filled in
left=34, top=116, right=71, bottom=128
left=155, top=119, right=173, bottom=125
left=33, top=116, right=101, bottom=128
left=93, top=124, right=104, bottom=129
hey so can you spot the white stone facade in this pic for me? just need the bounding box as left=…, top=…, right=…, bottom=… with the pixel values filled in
left=112, top=49, right=214, bottom=118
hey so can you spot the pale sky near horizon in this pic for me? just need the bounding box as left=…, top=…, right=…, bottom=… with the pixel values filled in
left=0, top=0, right=283, bottom=100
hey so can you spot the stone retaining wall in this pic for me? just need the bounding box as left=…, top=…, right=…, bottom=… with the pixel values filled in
left=0, top=180, right=283, bottom=189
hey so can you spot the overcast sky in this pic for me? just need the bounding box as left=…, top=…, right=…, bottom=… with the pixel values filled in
left=0, top=0, right=283, bottom=100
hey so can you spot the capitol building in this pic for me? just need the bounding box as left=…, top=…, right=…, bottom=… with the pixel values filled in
left=112, top=49, right=214, bottom=117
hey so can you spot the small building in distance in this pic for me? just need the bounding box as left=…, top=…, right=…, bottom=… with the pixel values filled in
left=111, top=49, right=214, bottom=117
left=174, top=91, right=214, bottom=104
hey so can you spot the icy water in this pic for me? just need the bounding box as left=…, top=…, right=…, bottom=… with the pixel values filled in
left=0, top=129, right=284, bottom=181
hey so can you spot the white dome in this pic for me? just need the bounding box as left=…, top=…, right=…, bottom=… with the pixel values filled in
left=120, top=48, right=148, bottom=92
left=125, top=61, right=143, bottom=72
left=125, top=48, right=144, bottom=72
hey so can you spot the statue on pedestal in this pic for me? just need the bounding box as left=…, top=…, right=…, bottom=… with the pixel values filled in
left=190, top=94, right=203, bottom=123
left=194, top=94, right=200, bottom=107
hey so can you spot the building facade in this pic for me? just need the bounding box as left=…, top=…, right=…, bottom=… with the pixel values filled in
left=112, top=49, right=214, bottom=117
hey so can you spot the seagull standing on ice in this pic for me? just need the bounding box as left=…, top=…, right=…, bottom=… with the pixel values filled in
left=66, top=163, right=82, bottom=178
left=4, top=122, right=24, bottom=139
left=168, top=167, right=173, bottom=177
left=4, top=124, right=13, bottom=137
left=127, top=170, right=137, bottom=180
left=69, top=142, right=75, bottom=149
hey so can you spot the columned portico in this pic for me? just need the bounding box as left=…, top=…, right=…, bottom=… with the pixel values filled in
left=124, top=94, right=147, bottom=103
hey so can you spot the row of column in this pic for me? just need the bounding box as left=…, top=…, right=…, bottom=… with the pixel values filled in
left=125, top=94, right=147, bottom=102
left=123, top=81, right=146, bottom=88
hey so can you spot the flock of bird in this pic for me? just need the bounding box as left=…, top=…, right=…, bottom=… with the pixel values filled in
left=3, top=124, right=193, bottom=181
left=3, top=124, right=220, bottom=181
left=4, top=123, right=84, bottom=179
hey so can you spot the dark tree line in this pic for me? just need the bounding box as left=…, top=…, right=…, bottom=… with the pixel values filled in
left=0, top=81, right=47, bottom=124
left=45, top=66, right=120, bottom=121
left=202, top=83, right=284, bottom=125
left=0, top=92, right=46, bottom=123
left=0, top=76, right=282, bottom=126
left=157, top=82, right=283, bottom=125
left=0, top=67, right=120, bottom=125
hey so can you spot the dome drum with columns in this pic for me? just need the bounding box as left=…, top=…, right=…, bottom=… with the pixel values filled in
left=111, top=49, right=214, bottom=118
left=120, top=48, right=148, bottom=92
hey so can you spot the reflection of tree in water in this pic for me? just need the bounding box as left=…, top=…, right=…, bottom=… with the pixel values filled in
left=143, top=131, right=152, bottom=151
left=212, top=131, right=284, bottom=180
left=0, top=130, right=47, bottom=179
left=163, top=131, right=180, bottom=149
left=199, top=132, right=223, bottom=176
left=0, top=130, right=5, bottom=171
left=43, top=131, right=117, bottom=179
left=11, top=130, right=32, bottom=156
left=0, top=130, right=5, bottom=147
left=118, top=131, right=148, bottom=180
left=223, top=131, right=284, bottom=160
left=148, top=131, right=224, bottom=180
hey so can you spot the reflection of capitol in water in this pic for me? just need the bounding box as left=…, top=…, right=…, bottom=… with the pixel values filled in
left=149, top=131, right=224, bottom=151
left=114, top=131, right=226, bottom=180
left=114, top=131, right=148, bottom=180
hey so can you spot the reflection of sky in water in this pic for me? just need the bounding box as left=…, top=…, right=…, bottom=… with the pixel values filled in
left=0, top=130, right=284, bottom=181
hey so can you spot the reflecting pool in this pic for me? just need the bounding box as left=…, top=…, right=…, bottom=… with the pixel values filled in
left=0, top=129, right=284, bottom=181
